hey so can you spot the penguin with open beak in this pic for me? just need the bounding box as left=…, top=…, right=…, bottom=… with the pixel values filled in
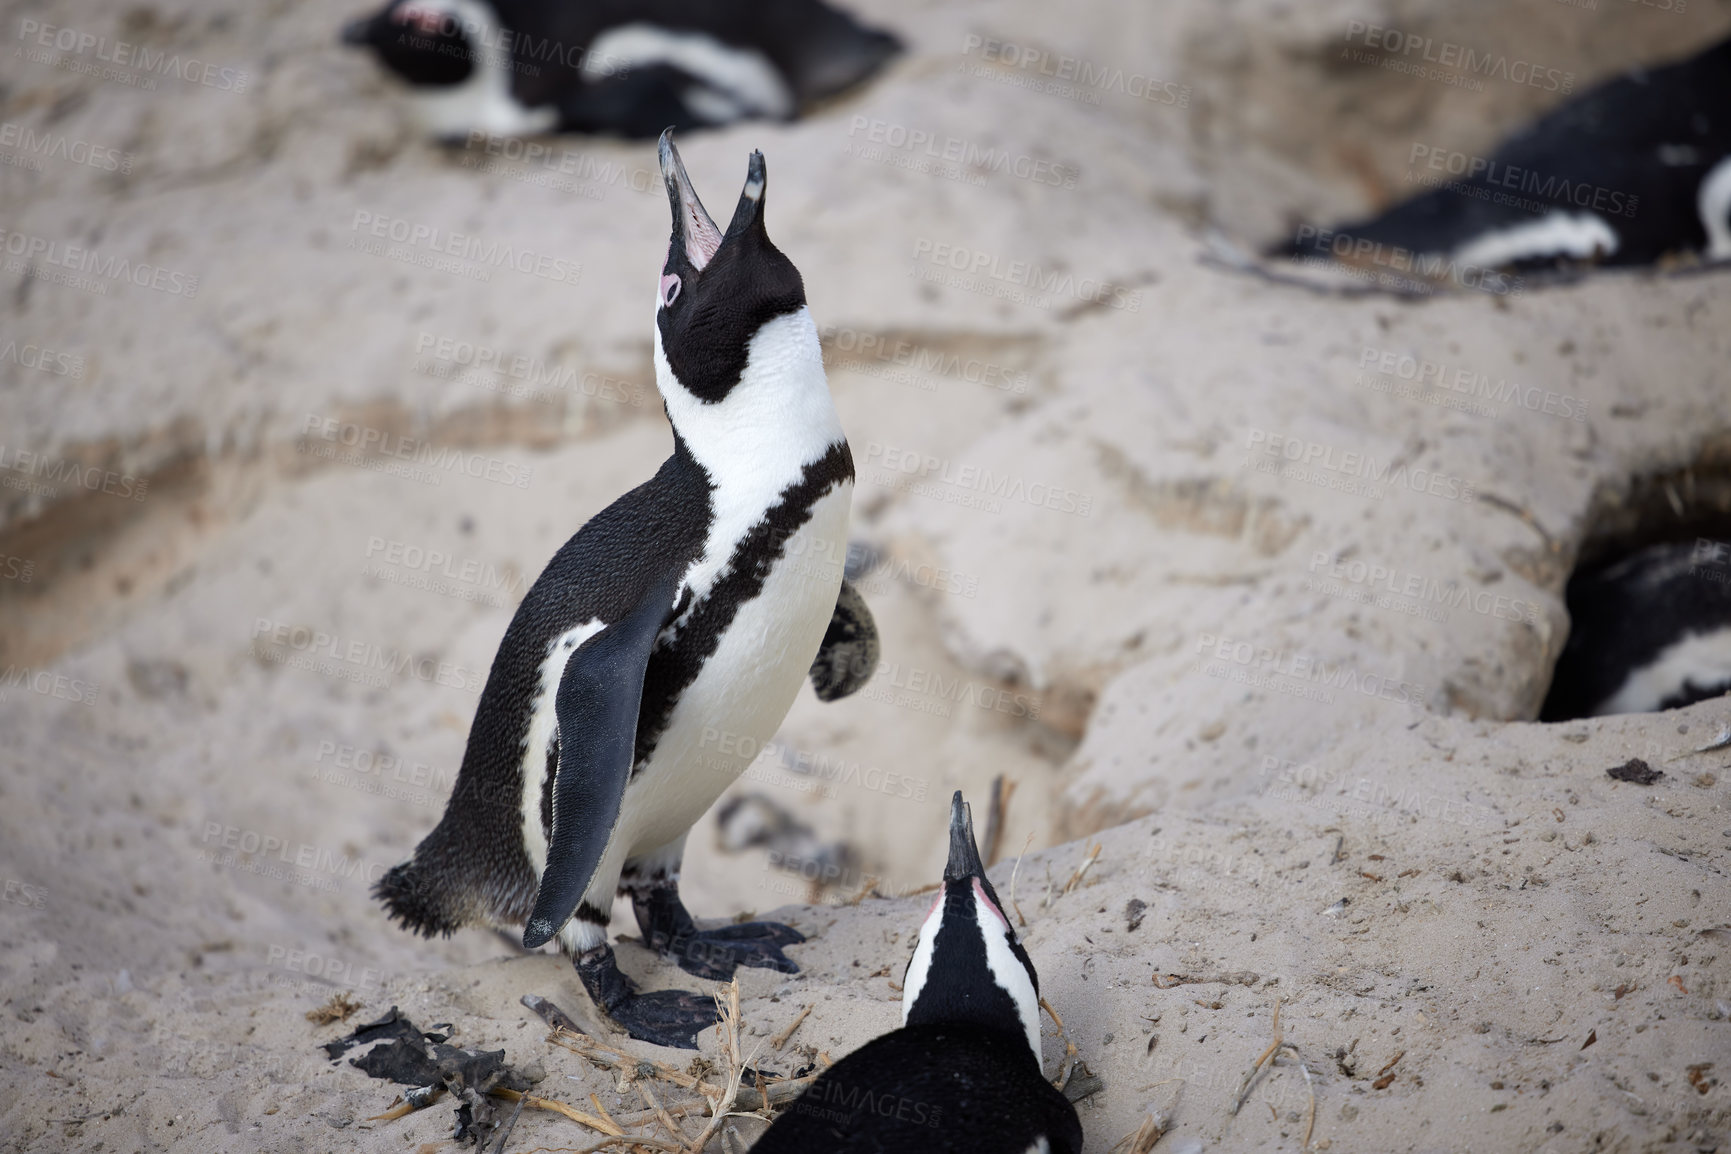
left=375, top=131, right=878, bottom=1050
left=752, top=792, right=1083, bottom=1153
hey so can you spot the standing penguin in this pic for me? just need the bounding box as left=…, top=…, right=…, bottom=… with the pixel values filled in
left=752, top=792, right=1084, bottom=1154
left=340, top=0, right=901, bottom=141
left=376, top=130, right=879, bottom=1049
left=1275, top=34, right=1731, bottom=273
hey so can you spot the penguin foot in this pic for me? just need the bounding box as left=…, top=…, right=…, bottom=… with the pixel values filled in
left=631, top=883, right=806, bottom=981
left=600, top=988, right=719, bottom=1051
left=660, top=920, right=806, bottom=982
left=573, top=945, right=716, bottom=1050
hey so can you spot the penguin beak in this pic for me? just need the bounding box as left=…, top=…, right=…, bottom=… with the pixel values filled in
left=658, top=129, right=724, bottom=272
left=943, top=790, right=986, bottom=884
left=721, top=150, right=768, bottom=240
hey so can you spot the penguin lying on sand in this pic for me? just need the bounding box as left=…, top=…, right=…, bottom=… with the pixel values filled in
left=376, top=130, right=879, bottom=1049
left=1276, top=34, right=1731, bottom=274
left=341, top=0, right=901, bottom=141
left=752, top=792, right=1084, bottom=1154
left=1541, top=539, right=1731, bottom=720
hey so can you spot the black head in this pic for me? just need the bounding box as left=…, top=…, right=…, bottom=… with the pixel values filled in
left=901, top=792, right=1043, bottom=1063
left=654, top=129, right=808, bottom=405
left=341, top=0, right=474, bottom=88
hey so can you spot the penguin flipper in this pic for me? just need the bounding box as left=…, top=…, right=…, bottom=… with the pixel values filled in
left=808, top=578, right=878, bottom=701
left=522, top=570, right=683, bottom=949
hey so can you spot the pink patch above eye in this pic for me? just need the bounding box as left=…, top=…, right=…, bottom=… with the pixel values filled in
left=659, top=274, right=681, bottom=307
left=973, top=878, right=1008, bottom=927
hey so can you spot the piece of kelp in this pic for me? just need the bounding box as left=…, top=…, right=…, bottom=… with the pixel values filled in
left=322, top=1006, right=535, bottom=1143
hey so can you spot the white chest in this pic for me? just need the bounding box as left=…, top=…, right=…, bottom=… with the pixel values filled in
left=625, top=479, right=853, bottom=855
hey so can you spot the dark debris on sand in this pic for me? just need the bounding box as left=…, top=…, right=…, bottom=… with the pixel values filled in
left=1607, top=759, right=1664, bottom=786
left=321, top=1006, right=538, bottom=1144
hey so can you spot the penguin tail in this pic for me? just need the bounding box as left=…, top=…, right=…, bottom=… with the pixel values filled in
left=374, top=857, right=463, bottom=939
left=374, top=818, right=519, bottom=938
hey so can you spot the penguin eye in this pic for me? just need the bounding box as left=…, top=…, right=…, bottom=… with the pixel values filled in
left=660, top=273, right=681, bottom=308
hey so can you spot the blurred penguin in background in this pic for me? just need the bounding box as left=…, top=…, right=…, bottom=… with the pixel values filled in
left=342, top=0, right=901, bottom=141
left=1276, top=34, right=1731, bottom=276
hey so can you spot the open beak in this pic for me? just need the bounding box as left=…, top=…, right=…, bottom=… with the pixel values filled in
left=943, top=790, right=986, bottom=883
left=658, top=128, right=724, bottom=271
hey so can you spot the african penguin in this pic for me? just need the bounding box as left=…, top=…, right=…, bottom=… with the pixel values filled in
left=1276, top=33, right=1731, bottom=274
left=1541, top=539, right=1731, bottom=721
left=375, top=130, right=880, bottom=1049
left=751, top=792, right=1084, bottom=1154
left=340, top=0, right=901, bottom=141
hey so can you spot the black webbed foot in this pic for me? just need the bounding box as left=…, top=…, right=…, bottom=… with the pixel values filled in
left=573, top=944, right=717, bottom=1050
left=632, top=885, right=805, bottom=981
left=659, top=920, right=806, bottom=981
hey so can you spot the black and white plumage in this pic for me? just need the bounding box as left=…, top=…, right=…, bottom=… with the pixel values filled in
left=752, top=793, right=1083, bottom=1154
left=1541, top=540, right=1731, bottom=721
left=340, top=0, right=901, bottom=141
left=376, top=131, right=878, bottom=1049
left=1277, top=34, right=1731, bottom=273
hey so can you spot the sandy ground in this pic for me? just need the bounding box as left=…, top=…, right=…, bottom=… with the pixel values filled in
left=2, top=0, right=1731, bottom=1149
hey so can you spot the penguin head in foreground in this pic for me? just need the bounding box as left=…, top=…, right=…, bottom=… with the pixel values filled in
left=341, top=0, right=476, bottom=88
left=653, top=130, right=816, bottom=415
left=901, top=791, right=1043, bottom=1064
